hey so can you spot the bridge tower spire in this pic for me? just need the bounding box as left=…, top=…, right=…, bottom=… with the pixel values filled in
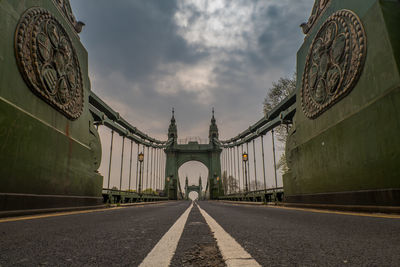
left=185, top=176, right=189, bottom=200
left=209, top=107, right=219, bottom=143
left=168, top=108, right=177, bottom=144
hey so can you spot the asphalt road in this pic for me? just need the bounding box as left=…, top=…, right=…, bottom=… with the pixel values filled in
left=170, top=204, right=224, bottom=267
left=1, top=201, right=399, bottom=266
left=0, top=202, right=190, bottom=266
left=199, top=201, right=400, bottom=266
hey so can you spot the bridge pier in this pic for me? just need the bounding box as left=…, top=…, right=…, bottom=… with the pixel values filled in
left=0, top=1, right=103, bottom=212
left=284, top=0, right=400, bottom=207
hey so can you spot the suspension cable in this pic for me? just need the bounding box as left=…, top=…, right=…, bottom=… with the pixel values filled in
left=119, top=136, right=125, bottom=193
left=246, top=142, right=250, bottom=191
left=241, top=144, right=245, bottom=192
left=252, top=139, right=258, bottom=191
left=272, top=129, right=278, bottom=190
left=136, top=143, right=140, bottom=191
left=107, top=130, right=114, bottom=189
left=261, top=135, right=267, bottom=191
left=153, top=148, right=157, bottom=192
left=128, top=140, right=133, bottom=191
left=233, top=146, right=237, bottom=193
left=155, top=148, right=158, bottom=191
left=150, top=146, right=153, bottom=190
left=144, top=146, right=148, bottom=191
left=236, top=146, right=241, bottom=193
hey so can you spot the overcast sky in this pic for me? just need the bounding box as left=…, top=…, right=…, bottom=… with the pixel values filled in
left=70, top=0, right=315, bottom=190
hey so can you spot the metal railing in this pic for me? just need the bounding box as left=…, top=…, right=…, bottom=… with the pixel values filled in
left=178, top=136, right=208, bottom=144
left=219, top=187, right=285, bottom=202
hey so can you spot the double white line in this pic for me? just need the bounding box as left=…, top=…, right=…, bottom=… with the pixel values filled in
left=139, top=202, right=260, bottom=267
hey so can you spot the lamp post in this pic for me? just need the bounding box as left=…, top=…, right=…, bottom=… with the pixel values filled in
left=138, top=152, right=144, bottom=195
left=216, top=176, right=220, bottom=197
left=242, top=152, right=248, bottom=192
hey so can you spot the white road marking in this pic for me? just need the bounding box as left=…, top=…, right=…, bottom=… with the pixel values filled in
left=139, top=203, right=193, bottom=267
left=197, top=203, right=261, bottom=267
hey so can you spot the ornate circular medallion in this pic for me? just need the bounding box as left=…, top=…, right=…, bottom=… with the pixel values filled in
left=301, top=9, right=366, bottom=119
left=15, top=7, right=83, bottom=120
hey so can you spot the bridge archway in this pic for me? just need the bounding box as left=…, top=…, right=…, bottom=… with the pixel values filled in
left=178, top=161, right=208, bottom=199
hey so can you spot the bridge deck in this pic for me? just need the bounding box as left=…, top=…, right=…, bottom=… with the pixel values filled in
left=1, top=201, right=399, bottom=266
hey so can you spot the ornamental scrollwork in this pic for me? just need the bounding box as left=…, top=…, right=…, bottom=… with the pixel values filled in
left=301, top=0, right=331, bottom=34
left=53, top=0, right=85, bottom=33
left=301, top=10, right=367, bottom=119
left=15, top=8, right=84, bottom=120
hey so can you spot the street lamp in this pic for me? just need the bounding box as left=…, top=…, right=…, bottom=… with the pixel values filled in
left=138, top=152, right=144, bottom=195
left=216, top=176, right=220, bottom=197
left=242, top=152, right=249, bottom=192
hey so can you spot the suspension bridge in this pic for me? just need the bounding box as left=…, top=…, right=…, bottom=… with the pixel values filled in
left=1, top=0, right=400, bottom=266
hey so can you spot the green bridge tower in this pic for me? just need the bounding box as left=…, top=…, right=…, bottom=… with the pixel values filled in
left=184, top=175, right=203, bottom=200
left=164, top=110, right=223, bottom=200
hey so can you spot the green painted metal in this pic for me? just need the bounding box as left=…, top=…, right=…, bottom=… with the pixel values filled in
left=184, top=176, right=203, bottom=200
left=284, top=0, right=400, bottom=206
left=0, top=0, right=103, bottom=210
left=219, top=188, right=284, bottom=203
left=102, top=189, right=167, bottom=204
left=89, top=92, right=166, bottom=147
left=164, top=111, right=224, bottom=200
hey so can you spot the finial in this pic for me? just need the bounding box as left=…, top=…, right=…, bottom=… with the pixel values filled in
left=170, top=107, right=176, bottom=124
left=211, top=107, right=216, bottom=124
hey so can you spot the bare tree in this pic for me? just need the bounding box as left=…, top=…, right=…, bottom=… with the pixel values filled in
left=263, top=74, right=296, bottom=174
left=222, top=170, right=229, bottom=194
left=227, top=175, right=239, bottom=193
left=222, top=171, right=239, bottom=194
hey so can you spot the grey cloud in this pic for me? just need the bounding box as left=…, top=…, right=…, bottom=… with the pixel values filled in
left=70, top=0, right=315, bottom=141
left=255, top=1, right=313, bottom=70
left=72, top=0, right=205, bottom=83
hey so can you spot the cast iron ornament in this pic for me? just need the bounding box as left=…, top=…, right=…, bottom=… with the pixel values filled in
left=53, top=0, right=85, bottom=33
left=301, top=9, right=366, bottom=119
left=15, top=7, right=84, bottom=120
left=301, top=0, right=331, bottom=34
